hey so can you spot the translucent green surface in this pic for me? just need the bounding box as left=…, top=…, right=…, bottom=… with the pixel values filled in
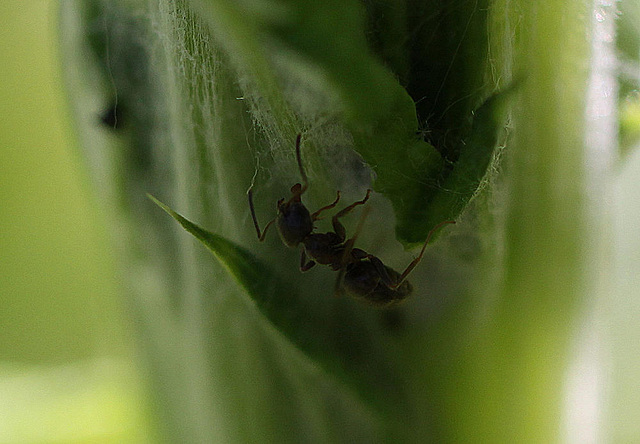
left=0, top=2, right=151, bottom=442
left=3, top=0, right=640, bottom=442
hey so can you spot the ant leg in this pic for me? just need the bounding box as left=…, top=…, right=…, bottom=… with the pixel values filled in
left=333, top=244, right=352, bottom=296
left=248, top=188, right=275, bottom=241
left=332, top=189, right=372, bottom=241
left=300, top=249, right=316, bottom=272
left=311, top=191, right=341, bottom=220
left=389, top=220, right=456, bottom=289
left=334, top=206, right=371, bottom=297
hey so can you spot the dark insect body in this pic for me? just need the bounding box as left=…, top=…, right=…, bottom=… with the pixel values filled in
left=335, top=219, right=454, bottom=306
left=248, top=134, right=454, bottom=307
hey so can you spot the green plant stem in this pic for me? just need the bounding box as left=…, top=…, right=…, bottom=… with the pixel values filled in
left=450, top=2, right=591, bottom=442
left=61, top=0, right=600, bottom=441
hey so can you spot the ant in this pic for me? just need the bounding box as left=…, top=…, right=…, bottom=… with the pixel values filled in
left=248, top=134, right=454, bottom=306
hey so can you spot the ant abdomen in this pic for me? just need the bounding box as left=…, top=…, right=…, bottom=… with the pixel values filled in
left=343, top=261, right=413, bottom=306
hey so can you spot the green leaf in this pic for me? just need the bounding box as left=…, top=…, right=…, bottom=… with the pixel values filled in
left=147, top=194, right=406, bottom=418
left=148, top=194, right=309, bottom=343
left=409, top=85, right=516, bottom=243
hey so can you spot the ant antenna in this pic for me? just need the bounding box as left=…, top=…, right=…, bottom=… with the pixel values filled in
left=295, top=134, right=309, bottom=194
left=391, top=220, right=456, bottom=289
left=247, top=188, right=275, bottom=241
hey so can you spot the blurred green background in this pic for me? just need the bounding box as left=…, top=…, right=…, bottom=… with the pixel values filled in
left=1, top=2, right=150, bottom=442
left=2, top=1, right=640, bottom=442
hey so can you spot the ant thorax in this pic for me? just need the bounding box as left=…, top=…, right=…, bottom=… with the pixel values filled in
left=302, top=232, right=344, bottom=270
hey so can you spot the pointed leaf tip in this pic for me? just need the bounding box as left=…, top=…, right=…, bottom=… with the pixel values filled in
left=146, top=194, right=337, bottom=369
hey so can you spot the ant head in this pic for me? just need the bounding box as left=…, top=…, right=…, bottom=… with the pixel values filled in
left=276, top=193, right=313, bottom=247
